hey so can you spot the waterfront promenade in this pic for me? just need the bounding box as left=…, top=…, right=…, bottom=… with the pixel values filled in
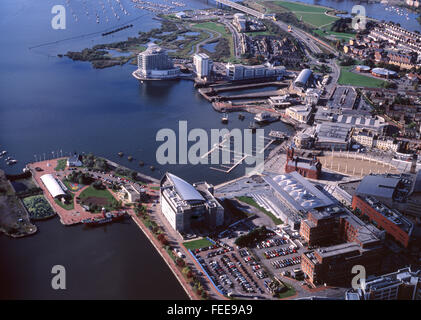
left=27, top=159, right=104, bottom=225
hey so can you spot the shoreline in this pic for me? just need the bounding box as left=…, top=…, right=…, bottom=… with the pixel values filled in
left=129, top=212, right=197, bottom=300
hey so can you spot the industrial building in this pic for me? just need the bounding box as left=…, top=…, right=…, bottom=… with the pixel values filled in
left=346, top=267, right=421, bottom=300
left=135, top=45, right=180, bottom=80
left=193, top=53, right=213, bottom=79
left=160, top=172, right=224, bottom=233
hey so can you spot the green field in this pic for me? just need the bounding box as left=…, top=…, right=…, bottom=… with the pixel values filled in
left=278, top=281, right=297, bottom=299
left=338, top=66, right=387, bottom=88
left=236, top=196, right=283, bottom=225
left=183, top=238, right=214, bottom=250
left=314, top=29, right=355, bottom=41
left=273, top=1, right=338, bottom=28
left=79, top=186, right=115, bottom=202
left=192, top=22, right=235, bottom=59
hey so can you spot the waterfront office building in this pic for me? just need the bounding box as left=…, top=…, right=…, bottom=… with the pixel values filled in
left=193, top=53, right=213, bottom=78
left=225, top=63, right=285, bottom=81
left=160, top=173, right=224, bottom=233
left=135, top=45, right=180, bottom=79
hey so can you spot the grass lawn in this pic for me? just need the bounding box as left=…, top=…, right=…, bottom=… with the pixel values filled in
left=79, top=186, right=115, bottom=202
left=192, top=22, right=235, bottom=59
left=314, top=29, right=355, bottom=41
left=273, top=1, right=338, bottom=28
left=278, top=281, right=297, bottom=299
left=236, top=196, right=283, bottom=225
left=183, top=238, right=214, bottom=250
left=338, top=65, right=387, bottom=88
left=54, top=159, right=67, bottom=171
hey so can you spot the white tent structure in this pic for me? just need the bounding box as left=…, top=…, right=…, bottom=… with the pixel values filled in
left=40, top=174, right=66, bottom=198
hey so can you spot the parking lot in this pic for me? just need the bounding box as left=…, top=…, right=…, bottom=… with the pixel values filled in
left=251, top=227, right=307, bottom=282
left=191, top=241, right=276, bottom=299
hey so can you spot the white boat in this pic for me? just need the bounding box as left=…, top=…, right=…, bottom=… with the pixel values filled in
left=254, top=112, right=279, bottom=123
left=221, top=113, right=228, bottom=124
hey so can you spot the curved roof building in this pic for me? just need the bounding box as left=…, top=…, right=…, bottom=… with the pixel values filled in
left=40, top=174, right=66, bottom=198
left=160, top=172, right=224, bottom=232
left=166, top=173, right=205, bottom=203
left=371, top=67, right=397, bottom=78
left=294, top=69, right=312, bottom=87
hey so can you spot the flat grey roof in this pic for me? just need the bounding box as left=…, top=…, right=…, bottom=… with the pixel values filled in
left=355, top=174, right=400, bottom=199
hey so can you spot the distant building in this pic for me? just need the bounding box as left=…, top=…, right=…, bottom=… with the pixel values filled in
left=294, top=69, right=312, bottom=88
left=371, top=67, right=397, bottom=79
left=285, top=147, right=321, bottom=179
left=67, top=154, right=82, bottom=167
left=193, top=53, right=213, bottom=78
left=135, top=45, right=180, bottom=80
left=160, top=173, right=224, bottom=233
left=346, top=267, right=421, bottom=300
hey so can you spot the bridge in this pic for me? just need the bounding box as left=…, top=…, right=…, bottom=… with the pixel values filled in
left=215, top=0, right=265, bottom=19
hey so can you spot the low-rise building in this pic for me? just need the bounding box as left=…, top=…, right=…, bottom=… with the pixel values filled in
left=285, top=105, right=312, bottom=124
left=314, top=123, right=351, bottom=151
left=285, top=147, right=321, bottom=179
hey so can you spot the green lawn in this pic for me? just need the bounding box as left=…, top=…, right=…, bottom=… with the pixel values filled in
left=183, top=238, right=214, bottom=250
left=236, top=196, right=283, bottom=225
left=278, top=281, right=297, bottom=299
left=338, top=66, right=387, bottom=88
left=192, top=22, right=235, bottom=59
left=79, top=186, right=115, bottom=202
left=314, top=29, right=355, bottom=41
left=54, top=159, right=67, bottom=171
left=273, top=1, right=338, bottom=28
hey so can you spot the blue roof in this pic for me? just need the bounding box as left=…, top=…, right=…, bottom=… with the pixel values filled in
left=167, top=173, right=205, bottom=202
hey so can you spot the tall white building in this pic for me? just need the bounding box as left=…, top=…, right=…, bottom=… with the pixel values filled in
left=134, top=44, right=180, bottom=80
left=160, top=172, right=224, bottom=233
left=193, top=53, right=213, bottom=78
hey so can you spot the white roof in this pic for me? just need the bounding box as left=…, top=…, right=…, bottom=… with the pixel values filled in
left=167, top=173, right=205, bottom=202
left=40, top=174, right=65, bottom=198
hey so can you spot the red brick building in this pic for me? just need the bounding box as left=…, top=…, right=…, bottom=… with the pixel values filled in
left=285, top=148, right=322, bottom=179
left=351, top=195, right=414, bottom=248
